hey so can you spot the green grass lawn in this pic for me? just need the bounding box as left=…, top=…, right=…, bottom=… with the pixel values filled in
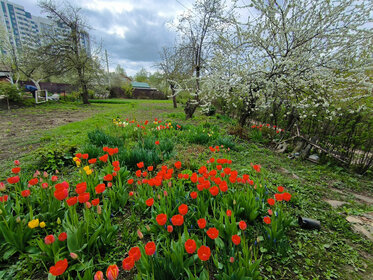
left=1, top=100, right=372, bottom=279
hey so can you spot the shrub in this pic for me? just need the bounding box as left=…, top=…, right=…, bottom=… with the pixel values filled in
left=215, top=135, right=236, bottom=150
left=187, top=125, right=218, bottom=145
left=35, top=143, right=77, bottom=172
left=0, top=82, right=22, bottom=103
left=121, top=83, right=133, bottom=98
left=87, top=129, right=124, bottom=148
left=119, top=147, right=161, bottom=170
left=80, top=143, right=102, bottom=159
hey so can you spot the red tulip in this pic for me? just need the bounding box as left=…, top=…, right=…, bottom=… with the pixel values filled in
left=75, top=182, right=87, bottom=194
left=21, top=189, right=31, bottom=197
left=171, top=214, right=184, bottom=226
left=67, top=196, right=78, bottom=206
left=28, top=178, right=38, bottom=186
left=190, top=191, right=198, bottom=199
left=239, top=221, right=247, bottom=231
left=94, top=271, right=104, bottom=280
left=206, top=227, right=219, bottom=239
left=78, top=192, right=90, bottom=203
left=45, top=234, right=55, bottom=245
left=197, top=218, right=206, bottom=229
left=145, top=198, right=154, bottom=207
left=106, top=264, right=119, bottom=280
left=267, top=198, right=275, bottom=206
left=184, top=239, right=197, bottom=254
left=145, top=241, right=156, bottom=255
left=209, top=186, right=219, bottom=196
left=95, top=184, right=106, bottom=194
left=174, top=161, right=182, bottom=169
left=283, top=192, right=291, bottom=201
left=231, top=235, right=241, bottom=245
left=91, top=198, right=100, bottom=206
left=263, top=216, right=271, bottom=224
left=7, top=176, right=20, bottom=184
left=49, top=259, right=68, bottom=276
left=122, top=256, right=135, bottom=271
left=178, top=204, right=188, bottom=215
left=54, top=188, right=68, bottom=201
left=104, top=174, right=113, bottom=181
left=156, top=213, right=167, bottom=226
left=58, top=232, right=67, bottom=241
left=275, top=193, right=283, bottom=201
left=197, top=246, right=211, bottom=261
left=128, top=246, right=141, bottom=262
left=11, top=167, right=21, bottom=174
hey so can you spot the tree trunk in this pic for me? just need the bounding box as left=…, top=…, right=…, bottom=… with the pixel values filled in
left=239, top=112, right=249, bottom=127
left=170, top=83, right=177, bottom=108
left=31, top=79, right=41, bottom=91
left=77, top=68, right=90, bottom=104
left=81, top=82, right=90, bottom=104
left=184, top=99, right=198, bottom=119
left=6, top=96, right=10, bottom=111
left=172, top=95, right=177, bottom=108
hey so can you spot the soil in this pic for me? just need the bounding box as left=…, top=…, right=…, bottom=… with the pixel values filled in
left=0, top=106, right=99, bottom=167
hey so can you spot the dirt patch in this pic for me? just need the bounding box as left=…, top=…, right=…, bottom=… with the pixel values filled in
left=346, top=213, right=373, bottom=242
left=0, top=106, right=99, bottom=166
left=330, top=188, right=373, bottom=205
left=323, top=199, right=347, bottom=208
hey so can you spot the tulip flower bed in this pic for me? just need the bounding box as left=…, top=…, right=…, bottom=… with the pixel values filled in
left=0, top=117, right=295, bottom=279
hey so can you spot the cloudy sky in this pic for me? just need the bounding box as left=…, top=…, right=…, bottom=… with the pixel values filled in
left=19, top=0, right=193, bottom=76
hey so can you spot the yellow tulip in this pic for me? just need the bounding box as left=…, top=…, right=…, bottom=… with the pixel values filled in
left=40, top=222, right=46, bottom=228
left=28, top=219, right=39, bottom=229
left=85, top=169, right=92, bottom=175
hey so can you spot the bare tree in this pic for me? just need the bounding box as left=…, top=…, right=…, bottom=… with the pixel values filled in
left=177, top=0, right=225, bottom=118
left=159, top=46, right=192, bottom=108
left=38, top=0, right=94, bottom=104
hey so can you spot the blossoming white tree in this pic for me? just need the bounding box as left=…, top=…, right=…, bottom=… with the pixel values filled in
left=205, top=0, right=372, bottom=127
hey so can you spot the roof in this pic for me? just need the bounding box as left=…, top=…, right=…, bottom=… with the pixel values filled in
left=131, top=81, right=150, bottom=88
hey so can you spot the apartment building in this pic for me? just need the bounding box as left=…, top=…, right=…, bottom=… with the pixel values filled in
left=0, top=0, right=90, bottom=53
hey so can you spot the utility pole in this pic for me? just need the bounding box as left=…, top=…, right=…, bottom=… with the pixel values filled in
left=105, top=49, right=110, bottom=87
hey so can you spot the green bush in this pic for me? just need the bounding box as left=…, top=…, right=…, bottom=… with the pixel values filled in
left=87, top=129, right=124, bottom=147
left=0, top=82, right=22, bottom=102
left=187, top=125, right=218, bottom=145
left=35, top=143, right=77, bottom=172
left=215, top=135, right=236, bottom=150
left=65, top=91, right=81, bottom=102
left=203, top=105, right=216, bottom=116
left=119, top=147, right=161, bottom=170
left=80, top=143, right=102, bottom=158
left=121, top=83, right=133, bottom=98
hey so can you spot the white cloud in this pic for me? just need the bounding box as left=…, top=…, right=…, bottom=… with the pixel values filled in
left=79, top=0, right=134, bottom=14
left=106, top=25, right=129, bottom=39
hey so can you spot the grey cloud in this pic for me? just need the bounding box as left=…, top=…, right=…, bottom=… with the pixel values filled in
left=83, top=6, right=176, bottom=70
left=14, top=0, right=180, bottom=73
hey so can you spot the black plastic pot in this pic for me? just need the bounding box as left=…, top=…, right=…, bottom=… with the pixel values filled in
left=298, top=216, right=321, bottom=230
